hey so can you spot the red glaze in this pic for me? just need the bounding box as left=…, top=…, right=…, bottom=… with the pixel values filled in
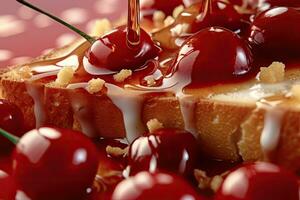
left=215, top=162, right=299, bottom=200
left=190, top=0, right=250, bottom=33
left=170, top=27, right=253, bottom=88
left=87, top=26, right=160, bottom=71
left=0, top=99, right=24, bottom=153
left=112, top=171, right=203, bottom=200
left=12, top=127, right=98, bottom=200
left=128, top=128, right=198, bottom=177
left=247, top=7, right=300, bottom=60
left=0, top=170, right=16, bottom=200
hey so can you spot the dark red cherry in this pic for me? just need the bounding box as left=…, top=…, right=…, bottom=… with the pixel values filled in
left=128, top=128, right=198, bottom=177
left=215, top=162, right=299, bottom=200
left=247, top=7, right=300, bottom=60
left=0, top=99, right=24, bottom=153
left=0, top=170, right=16, bottom=200
left=87, top=26, right=160, bottom=72
left=112, top=171, right=203, bottom=200
left=190, top=0, right=251, bottom=33
left=258, top=0, right=300, bottom=10
left=170, top=27, right=253, bottom=88
left=12, top=127, right=98, bottom=200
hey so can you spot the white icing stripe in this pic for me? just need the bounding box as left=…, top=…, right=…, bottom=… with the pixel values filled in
left=66, top=82, right=88, bottom=90
left=106, top=83, right=145, bottom=142
left=26, top=83, right=46, bottom=128
left=29, top=70, right=59, bottom=81
left=257, top=101, right=285, bottom=160
left=83, top=56, right=116, bottom=75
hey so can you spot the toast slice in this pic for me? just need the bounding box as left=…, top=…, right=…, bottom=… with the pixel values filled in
left=1, top=36, right=300, bottom=173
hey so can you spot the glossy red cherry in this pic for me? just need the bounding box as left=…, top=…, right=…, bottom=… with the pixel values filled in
left=258, top=0, right=300, bottom=10
left=112, top=171, right=203, bottom=200
left=190, top=0, right=251, bottom=33
left=170, top=27, right=253, bottom=88
left=12, top=127, right=98, bottom=200
left=128, top=128, right=198, bottom=177
left=247, top=7, right=300, bottom=60
left=0, top=99, right=24, bottom=153
left=87, top=26, right=160, bottom=72
left=0, top=170, right=16, bottom=200
left=215, top=162, right=299, bottom=200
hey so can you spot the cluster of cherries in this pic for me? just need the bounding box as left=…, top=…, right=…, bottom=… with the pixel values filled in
left=0, top=99, right=299, bottom=200
left=1, top=0, right=300, bottom=199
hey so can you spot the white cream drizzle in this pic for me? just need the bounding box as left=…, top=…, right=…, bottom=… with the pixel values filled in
left=83, top=56, right=117, bottom=75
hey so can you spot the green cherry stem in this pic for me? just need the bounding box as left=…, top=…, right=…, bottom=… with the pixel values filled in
left=0, top=128, right=20, bottom=145
left=16, top=0, right=96, bottom=44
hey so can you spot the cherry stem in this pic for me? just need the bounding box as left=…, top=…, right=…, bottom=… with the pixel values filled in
left=0, top=128, right=19, bottom=145
left=127, top=0, right=141, bottom=47
left=16, top=0, right=96, bottom=44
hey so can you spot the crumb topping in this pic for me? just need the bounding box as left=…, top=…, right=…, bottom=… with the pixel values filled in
left=86, top=78, right=105, bottom=94
left=144, top=76, right=156, bottom=86
left=55, top=66, right=75, bottom=86
left=2, top=66, right=32, bottom=81
left=164, top=16, right=175, bottom=27
left=90, top=18, right=112, bottom=37
left=170, top=23, right=189, bottom=37
left=153, top=10, right=166, bottom=22
left=173, top=5, right=184, bottom=18
left=258, top=62, right=285, bottom=83
left=147, top=118, right=164, bottom=133
left=113, top=69, right=132, bottom=82
left=106, top=145, right=128, bottom=157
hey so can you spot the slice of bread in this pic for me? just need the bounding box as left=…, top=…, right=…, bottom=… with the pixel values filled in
left=1, top=40, right=300, bottom=173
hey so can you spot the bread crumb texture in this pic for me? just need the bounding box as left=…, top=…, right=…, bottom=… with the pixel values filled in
left=291, top=84, right=300, bottom=100
left=2, top=66, right=32, bottom=81
left=55, top=66, right=75, bottom=86
left=90, top=18, right=112, bottom=37
left=147, top=118, right=164, bottom=133
left=258, top=62, right=285, bottom=83
left=113, top=69, right=132, bottom=82
left=87, top=78, right=105, bottom=94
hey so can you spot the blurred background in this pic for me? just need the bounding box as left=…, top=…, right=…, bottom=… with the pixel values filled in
left=0, top=0, right=126, bottom=67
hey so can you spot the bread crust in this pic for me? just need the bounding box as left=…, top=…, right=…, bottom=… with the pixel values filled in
left=1, top=40, right=300, bottom=173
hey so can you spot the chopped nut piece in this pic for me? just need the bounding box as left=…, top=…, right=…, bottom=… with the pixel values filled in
left=86, top=78, right=105, bottom=94
left=113, top=69, right=132, bottom=82
left=55, top=66, right=75, bottom=86
left=210, top=175, right=223, bottom=192
left=170, top=23, right=189, bottom=37
left=106, top=145, right=128, bottom=157
left=164, top=16, right=175, bottom=26
left=173, top=5, right=184, bottom=18
left=147, top=118, right=164, bottom=133
left=258, top=62, right=285, bottom=83
left=153, top=10, right=166, bottom=22
left=144, top=76, right=156, bottom=86
left=291, top=84, right=300, bottom=100
left=90, top=18, right=112, bottom=37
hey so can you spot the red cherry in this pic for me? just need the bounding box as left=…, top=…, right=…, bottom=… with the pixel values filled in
left=170, top=27, right=253, bottom=88
left=0, top=99, right=24, bottom=153
left=112, top=171, right=203, bottom=200
left=247, top=7, right=300, bottom=60
left=215, top=162, right=299, bottom=200
left=87, top=26, right=160, bottom=72
left=128, top=128, right=198, bottom=177
left=0, top=170, right=16, bottom=200
left=258, top=0, right=300, bottom=10
left=190, top=0, right=251, bottom=33
left=12, top=127, right=98, bottom=200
